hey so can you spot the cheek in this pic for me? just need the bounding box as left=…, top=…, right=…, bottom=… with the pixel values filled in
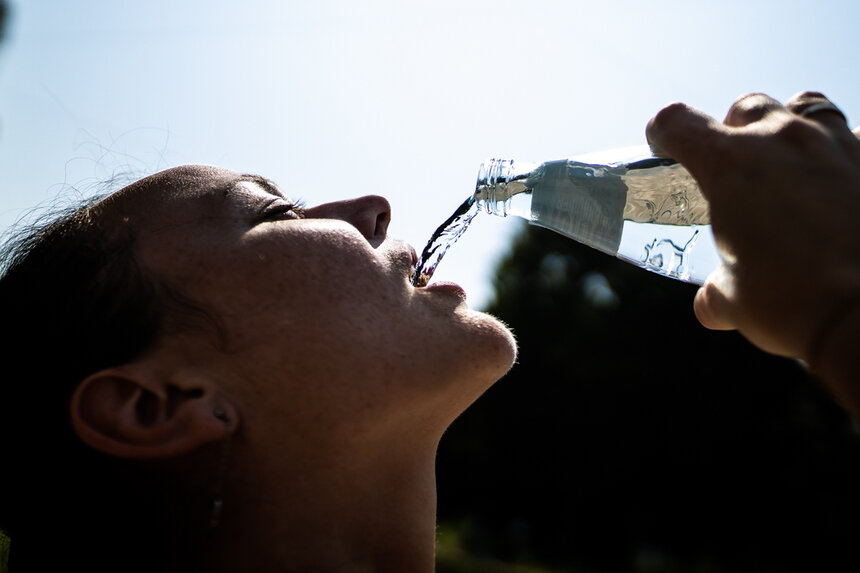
left=213, top=231, right=401, bottom=344
left=252, top=223, right=380, bottom=281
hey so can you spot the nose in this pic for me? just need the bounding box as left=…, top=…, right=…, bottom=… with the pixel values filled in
left=304, top=195, right=391, bottom=245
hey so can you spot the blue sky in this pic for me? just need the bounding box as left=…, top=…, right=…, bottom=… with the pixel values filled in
left=1, top=0, right=857, bottom=308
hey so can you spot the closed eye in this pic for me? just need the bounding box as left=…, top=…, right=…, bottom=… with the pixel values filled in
left=259, top=198, right=307, bottom=222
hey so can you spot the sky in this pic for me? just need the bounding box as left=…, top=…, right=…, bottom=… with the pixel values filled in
left=0, top=0, right=858, bottom=309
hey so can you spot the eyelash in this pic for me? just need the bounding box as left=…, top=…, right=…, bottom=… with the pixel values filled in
left=262, top=199, right=307, bottom=221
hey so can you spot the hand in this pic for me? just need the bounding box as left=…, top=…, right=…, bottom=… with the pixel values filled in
left=646, top=92, right=860, bottom=377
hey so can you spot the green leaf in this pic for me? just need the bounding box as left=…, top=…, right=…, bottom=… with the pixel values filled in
left=0, top=529, right=9, bottom=573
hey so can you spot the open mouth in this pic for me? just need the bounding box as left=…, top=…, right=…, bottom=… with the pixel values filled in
left=411, top=269, right=430, bottom=288
left=408, top=244, right=429, bottom=287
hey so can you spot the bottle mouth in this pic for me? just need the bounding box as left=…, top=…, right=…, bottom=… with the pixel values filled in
left=475, top=158, right=531, bottom=216
left=475, top=159, right=514, bottom=203
left=476, top=159, right=509, bottom=191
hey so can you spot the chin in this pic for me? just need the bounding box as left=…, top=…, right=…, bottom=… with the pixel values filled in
left=408, top=309, right=518, bottom=431
left=413, top=294, right=518, bottom=383
left=486, top=313, right=519, bottom=372
left=446, top=314, right=517, bottom=423
left=462, top=308, right=519, bottom=379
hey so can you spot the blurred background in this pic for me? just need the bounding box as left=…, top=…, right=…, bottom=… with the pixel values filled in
left=2, top=1, right=860, bottom=571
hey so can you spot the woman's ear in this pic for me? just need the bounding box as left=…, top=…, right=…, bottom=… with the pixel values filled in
left=70, top=363, right=238, bottom=459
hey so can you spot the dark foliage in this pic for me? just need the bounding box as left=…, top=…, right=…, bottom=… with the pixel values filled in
left=437, top=225, right=860, bottom=573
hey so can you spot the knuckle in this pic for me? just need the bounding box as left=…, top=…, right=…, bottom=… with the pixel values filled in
left=731, top=92, right=771, bottom=105
left=729, top=92, right=775, bottom=110
left=785, top=90, right=833, bottom=113
left=725, top=93, right=780, bottom=125
left=788, top=90, right=828, bottom=103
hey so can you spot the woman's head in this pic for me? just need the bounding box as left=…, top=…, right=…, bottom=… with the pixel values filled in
left=0, top=164, right=517, bottom=569
left=77, top=165, right=517, bottom=448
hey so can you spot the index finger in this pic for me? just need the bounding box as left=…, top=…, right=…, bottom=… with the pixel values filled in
left=646, top=102, right=728, bottom=182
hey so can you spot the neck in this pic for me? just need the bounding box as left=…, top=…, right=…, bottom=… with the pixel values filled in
left=203, top=434, right=441, bottom=573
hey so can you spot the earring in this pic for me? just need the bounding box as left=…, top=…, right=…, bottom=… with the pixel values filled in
left=213, top=407, right=231, bottom=425
left=209, top=408, right=234, bottom=528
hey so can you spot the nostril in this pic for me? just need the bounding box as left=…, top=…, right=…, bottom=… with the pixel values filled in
left=304, top=195, right=392, bottom=241
left=374, top=210, right=391, bottom=238
left=359, top=195, right=390, bottom=239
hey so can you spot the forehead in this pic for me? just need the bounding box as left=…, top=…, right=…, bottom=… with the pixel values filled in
left=108, top=165, right=243, bottom=212
left=99, top=164, right=282, bottom=228
left=96, top=167, right=277, bottom=300
left=92, top=165, right=289, bottom=273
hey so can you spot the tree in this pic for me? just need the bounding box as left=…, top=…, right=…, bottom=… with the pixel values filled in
left=437, top=225, right=860, bottom=573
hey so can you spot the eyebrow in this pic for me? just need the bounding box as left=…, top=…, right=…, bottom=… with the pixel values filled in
left=236, top=174, right=286, bottom=199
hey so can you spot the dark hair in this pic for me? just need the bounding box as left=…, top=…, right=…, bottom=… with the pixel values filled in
left=0, top=195, right=217, bottom=571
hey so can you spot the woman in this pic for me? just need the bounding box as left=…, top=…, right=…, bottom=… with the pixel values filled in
left=0, top=165, right=518, bottom=572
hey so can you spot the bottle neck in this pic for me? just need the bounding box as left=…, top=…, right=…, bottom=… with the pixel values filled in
left=474, top=158, right=539, bottom=217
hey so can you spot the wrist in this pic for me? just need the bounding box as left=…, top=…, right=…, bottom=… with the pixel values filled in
left=809, top=294, right=860, bottom=418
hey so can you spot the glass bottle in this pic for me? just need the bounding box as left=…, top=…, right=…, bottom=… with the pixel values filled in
left=475, top=146, right=719, bottom=284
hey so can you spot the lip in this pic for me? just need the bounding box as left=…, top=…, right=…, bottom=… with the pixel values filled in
left=423, top=280, right=466, bottom=298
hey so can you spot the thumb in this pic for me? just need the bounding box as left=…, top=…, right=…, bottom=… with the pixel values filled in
left=693, top=267, right=737, bottom=331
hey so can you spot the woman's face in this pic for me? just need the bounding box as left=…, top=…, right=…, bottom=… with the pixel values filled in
left=112, top=165, right=516, bottom=450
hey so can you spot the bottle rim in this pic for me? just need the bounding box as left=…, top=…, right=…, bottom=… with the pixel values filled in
left=476, top=158, right=514, bottom=189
